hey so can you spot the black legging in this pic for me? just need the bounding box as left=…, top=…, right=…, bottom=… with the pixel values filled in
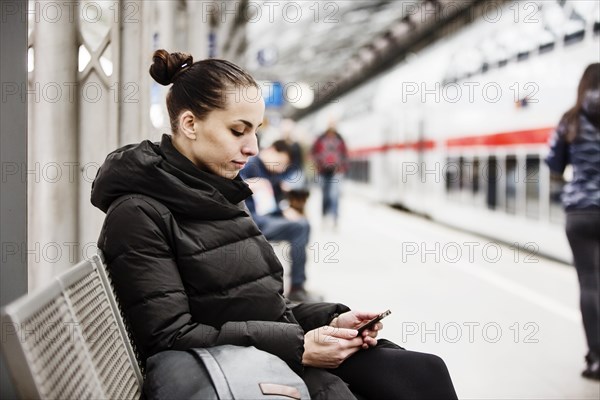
left=303, top=339, right=458, bottom=400
left=566, top=209, right=600, bottom=354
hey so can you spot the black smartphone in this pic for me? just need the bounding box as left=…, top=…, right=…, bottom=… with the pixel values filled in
left=356, top=309, right=392, bottom=334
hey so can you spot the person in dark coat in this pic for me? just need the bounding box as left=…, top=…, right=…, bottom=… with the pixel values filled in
left=91, top=49, right=458, bottom=399
left=545, top=63, right=600, bottom=381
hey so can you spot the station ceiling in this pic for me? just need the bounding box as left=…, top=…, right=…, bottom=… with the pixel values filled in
left=242, top=0, right=483, bottom=118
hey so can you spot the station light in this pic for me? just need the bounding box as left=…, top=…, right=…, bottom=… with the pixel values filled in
left=286, top=81, right=314, bottom=109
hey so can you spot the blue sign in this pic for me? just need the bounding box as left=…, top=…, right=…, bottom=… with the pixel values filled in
left=263, top=81, right=284, bottom=108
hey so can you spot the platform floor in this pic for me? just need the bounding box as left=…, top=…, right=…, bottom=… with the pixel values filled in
left=275, top=185, right=600, bottom=399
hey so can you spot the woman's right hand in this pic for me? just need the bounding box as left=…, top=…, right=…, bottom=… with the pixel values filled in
left=301, top=326, right=364, bottom=368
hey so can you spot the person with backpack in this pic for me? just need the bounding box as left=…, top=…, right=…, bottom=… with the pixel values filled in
left=311, top=127, right=349, bottom=228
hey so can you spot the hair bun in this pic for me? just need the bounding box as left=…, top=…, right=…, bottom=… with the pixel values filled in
left=149, top=49, right=194, bottom=86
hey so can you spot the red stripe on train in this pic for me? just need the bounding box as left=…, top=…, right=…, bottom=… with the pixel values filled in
left=347, top=127, right=554, bottom=157
left=445, top=127, right=553, bottom=147
left=348, top=140, right=435, bottom=157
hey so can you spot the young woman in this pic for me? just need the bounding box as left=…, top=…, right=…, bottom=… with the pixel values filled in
left=91, top=49, right=458, bottom=399
left=546, top=63, right=600, bottom=381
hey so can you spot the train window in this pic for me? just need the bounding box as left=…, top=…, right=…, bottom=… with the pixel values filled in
left=363, top=160, right=370, bottom=183
left=505, top=156, right=517, bottom=215
left=458, top=157, right=477, bottom=195
left=486, top=156, right=498, bottom=210
left=525, top=156, right=540, bottom=219
left=459, top=157, right=467, bottom=191
left=472, top=158, right=480, bottom=195
left=350, top=159, right=370, bottom=183
left=347, top=160, right=360, bottom=183
left=473, top=157, right=486, bottom=207
left=497, top=59, right=508, bottom=68
left=594, top=21, right=599, bottom=35
left=349, top=159, right=370, bottom=184
left=348, top=160, right=357, bottom=182
left=445, top=157, right=460, bottom=195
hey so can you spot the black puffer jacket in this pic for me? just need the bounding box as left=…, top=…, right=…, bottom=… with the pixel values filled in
left=91, top=134, right=349, bottom=375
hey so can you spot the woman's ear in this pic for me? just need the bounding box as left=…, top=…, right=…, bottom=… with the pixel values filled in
left=179, top=111, right=197, bottom=140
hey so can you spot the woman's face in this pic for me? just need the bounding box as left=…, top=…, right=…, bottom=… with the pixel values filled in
left=184, top=85, right=264, bottom=179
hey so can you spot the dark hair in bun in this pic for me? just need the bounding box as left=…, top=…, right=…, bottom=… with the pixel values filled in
left=149, top=49, right=259, bottom=132
left=149, top=49, right=194, bottom=86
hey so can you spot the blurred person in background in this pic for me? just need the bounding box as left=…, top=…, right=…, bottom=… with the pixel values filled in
left=280, top=119, right=311, bottom=215
left=241, top=140, right=319, bottom=302
left=311, top=125, right=349, bottom=228
left=546, top=63, right=600, bottom=381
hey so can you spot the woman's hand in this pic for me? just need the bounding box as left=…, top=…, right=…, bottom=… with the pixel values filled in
left=301, top=326, right=364, bottom=368
left=330, top=310, right=383, bottom=349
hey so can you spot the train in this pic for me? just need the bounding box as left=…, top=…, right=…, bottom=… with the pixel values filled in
left=299, top=0, right=600, bottom=263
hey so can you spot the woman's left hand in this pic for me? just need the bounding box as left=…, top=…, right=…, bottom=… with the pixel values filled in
left=330, top=310, right=382, bottom=349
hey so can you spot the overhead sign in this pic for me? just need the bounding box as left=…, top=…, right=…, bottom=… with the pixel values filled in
left=261, top=81, right=284, bottom=108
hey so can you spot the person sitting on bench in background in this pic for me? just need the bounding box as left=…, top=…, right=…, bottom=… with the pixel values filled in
left=240, top=140, right=319, bottom=302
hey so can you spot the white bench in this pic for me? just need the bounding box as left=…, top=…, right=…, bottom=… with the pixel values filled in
left=0, top=252, right=143, bottom=399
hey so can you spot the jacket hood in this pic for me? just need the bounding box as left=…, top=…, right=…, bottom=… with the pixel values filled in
left=91, top=134, right=252, bottom=220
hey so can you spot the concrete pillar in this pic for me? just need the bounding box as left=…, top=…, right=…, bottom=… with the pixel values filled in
left=29, top=0, right=79, bottom=288
left=119, top=0, right=145, bottom=145
left=187, top=0, right=210, bottom=60
left=148, top=1, right=177, bottom=138
left=157, top=1, right=176, bottom=53
left=138, top=1, right=154, bottom=141
left=1, top=0, right=28, bottom=397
